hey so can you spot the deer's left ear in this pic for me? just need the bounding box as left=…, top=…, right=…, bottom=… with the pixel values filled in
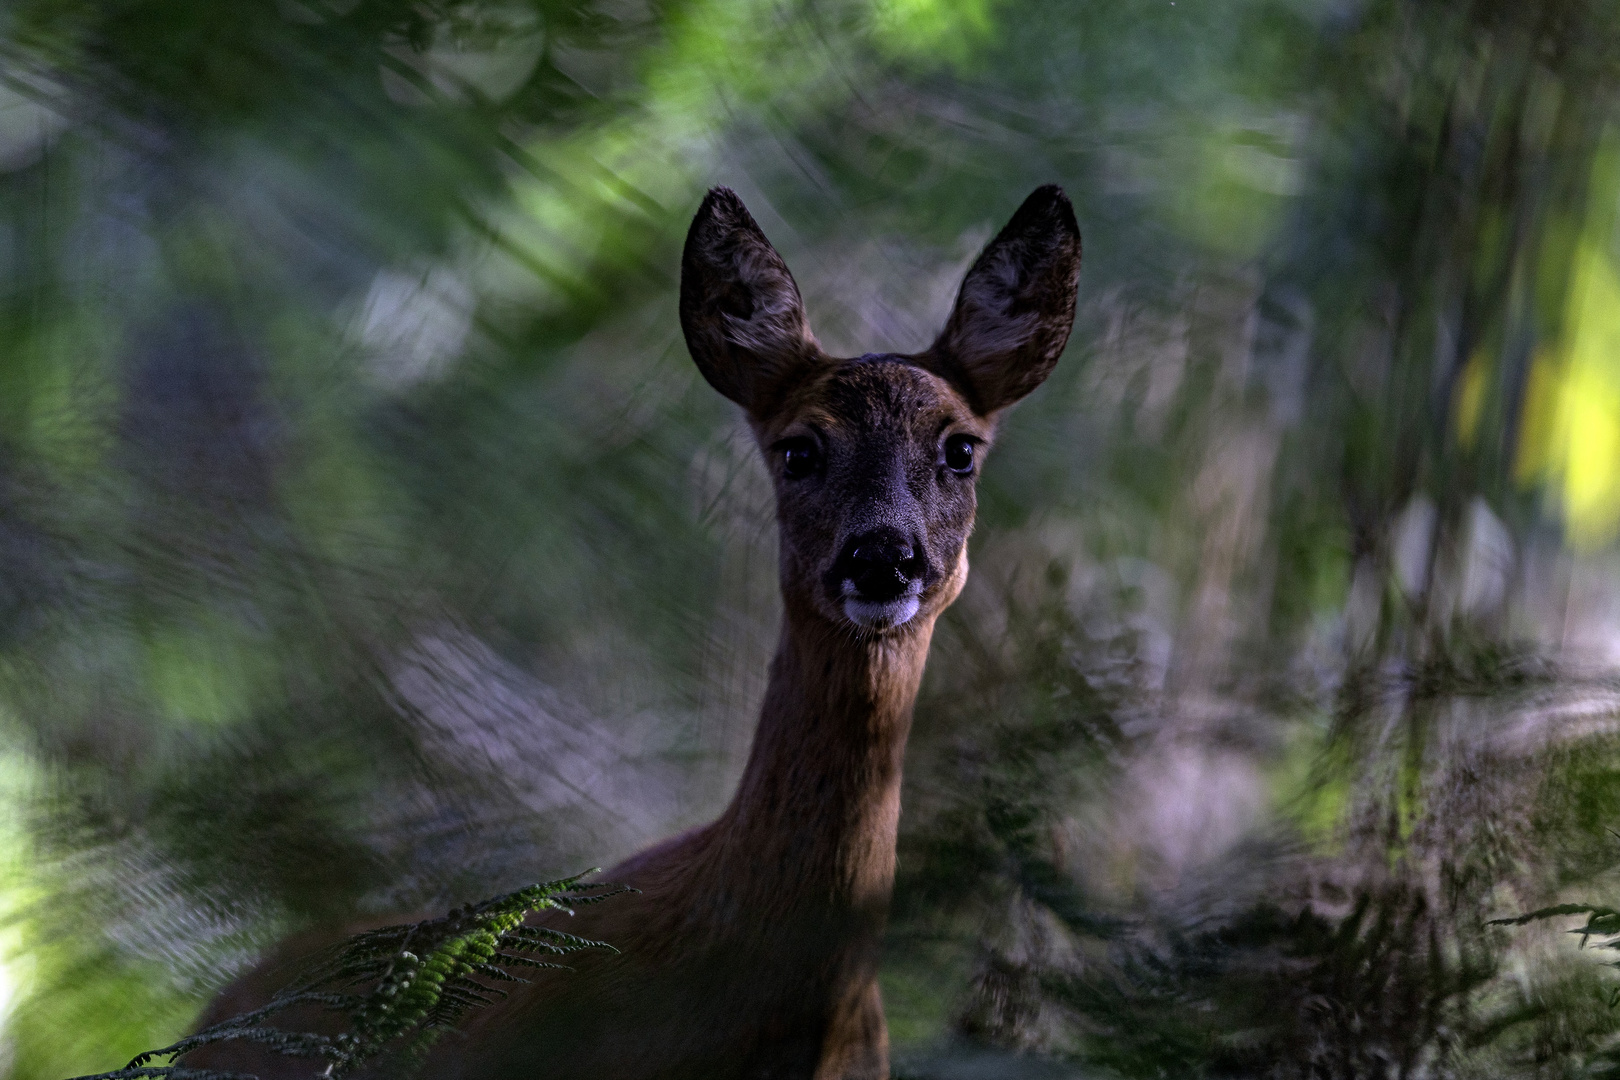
left=927, top=185, right=1081, bottom=415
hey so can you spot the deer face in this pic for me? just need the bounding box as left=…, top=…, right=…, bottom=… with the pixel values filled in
left=680, top=186, right=1080, bottom=634
left=757, top=356, right=986, bottom=632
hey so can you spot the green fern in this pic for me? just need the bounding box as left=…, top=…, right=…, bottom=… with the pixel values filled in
left=1490, top=903, right=1620, bottom=949
left=68, top=871, right=630, bottom=1080
left=1491, top=902, right=1620, bottom=1077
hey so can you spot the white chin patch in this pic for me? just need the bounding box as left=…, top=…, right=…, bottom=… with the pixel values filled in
left=842, top=595, right=921, bottom=630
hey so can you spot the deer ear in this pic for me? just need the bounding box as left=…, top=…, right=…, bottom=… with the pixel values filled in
left=928, top=185, right=1081, bottom=415
left=680, top=188, right=822, bottom=417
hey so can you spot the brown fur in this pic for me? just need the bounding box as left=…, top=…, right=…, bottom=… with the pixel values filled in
left=186, top=186, right=1080, bottom=1079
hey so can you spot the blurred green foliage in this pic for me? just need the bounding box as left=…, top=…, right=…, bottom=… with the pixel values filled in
left=1, top=0, right=1620, bottom=1076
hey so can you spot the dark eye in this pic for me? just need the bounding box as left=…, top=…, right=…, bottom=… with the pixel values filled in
left=943, top=435, right=976, bottom=475
left=780, top=437, right=819, bottom=480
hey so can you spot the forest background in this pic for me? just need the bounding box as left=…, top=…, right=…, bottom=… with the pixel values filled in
left=2, top=0, right=1620, bottom=1075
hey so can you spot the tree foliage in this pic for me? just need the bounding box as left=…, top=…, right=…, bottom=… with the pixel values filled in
left=2, top=0, right=1620, bottom=1075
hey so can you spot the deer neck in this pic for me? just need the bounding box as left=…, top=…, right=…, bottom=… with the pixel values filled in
left=710, top=601, right=934, bottom=917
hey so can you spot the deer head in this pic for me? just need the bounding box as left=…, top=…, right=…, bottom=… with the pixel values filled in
left=680, top=186, right=1080, bottom=635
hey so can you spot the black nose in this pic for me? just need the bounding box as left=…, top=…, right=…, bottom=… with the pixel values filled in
left=836, top=529, right=926, bottom=602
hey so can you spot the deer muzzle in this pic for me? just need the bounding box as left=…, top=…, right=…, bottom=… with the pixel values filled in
left=832, top=528, right=929, bottom=630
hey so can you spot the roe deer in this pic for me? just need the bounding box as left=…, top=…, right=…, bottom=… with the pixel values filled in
left=187, top=184, right=1080, bottom=1079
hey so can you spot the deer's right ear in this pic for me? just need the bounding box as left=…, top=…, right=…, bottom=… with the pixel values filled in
left=680, top=188, right=822, bottom=417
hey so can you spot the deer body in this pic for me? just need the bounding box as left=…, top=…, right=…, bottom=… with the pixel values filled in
left=187, top=185, right=1080, bottom=1079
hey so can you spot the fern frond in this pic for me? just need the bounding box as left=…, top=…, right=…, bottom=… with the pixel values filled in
left=1490, top=903, right=1620, bottom=947
left=67, top=873, right=633, bottom=1080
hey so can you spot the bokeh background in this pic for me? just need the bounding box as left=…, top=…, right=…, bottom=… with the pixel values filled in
left=4, top=0, right=1620, bottom=1075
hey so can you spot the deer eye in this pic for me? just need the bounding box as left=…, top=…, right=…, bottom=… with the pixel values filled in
left=779, top=437, right=820, bottom=480
left=943, top=435, right=976, bottom=475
